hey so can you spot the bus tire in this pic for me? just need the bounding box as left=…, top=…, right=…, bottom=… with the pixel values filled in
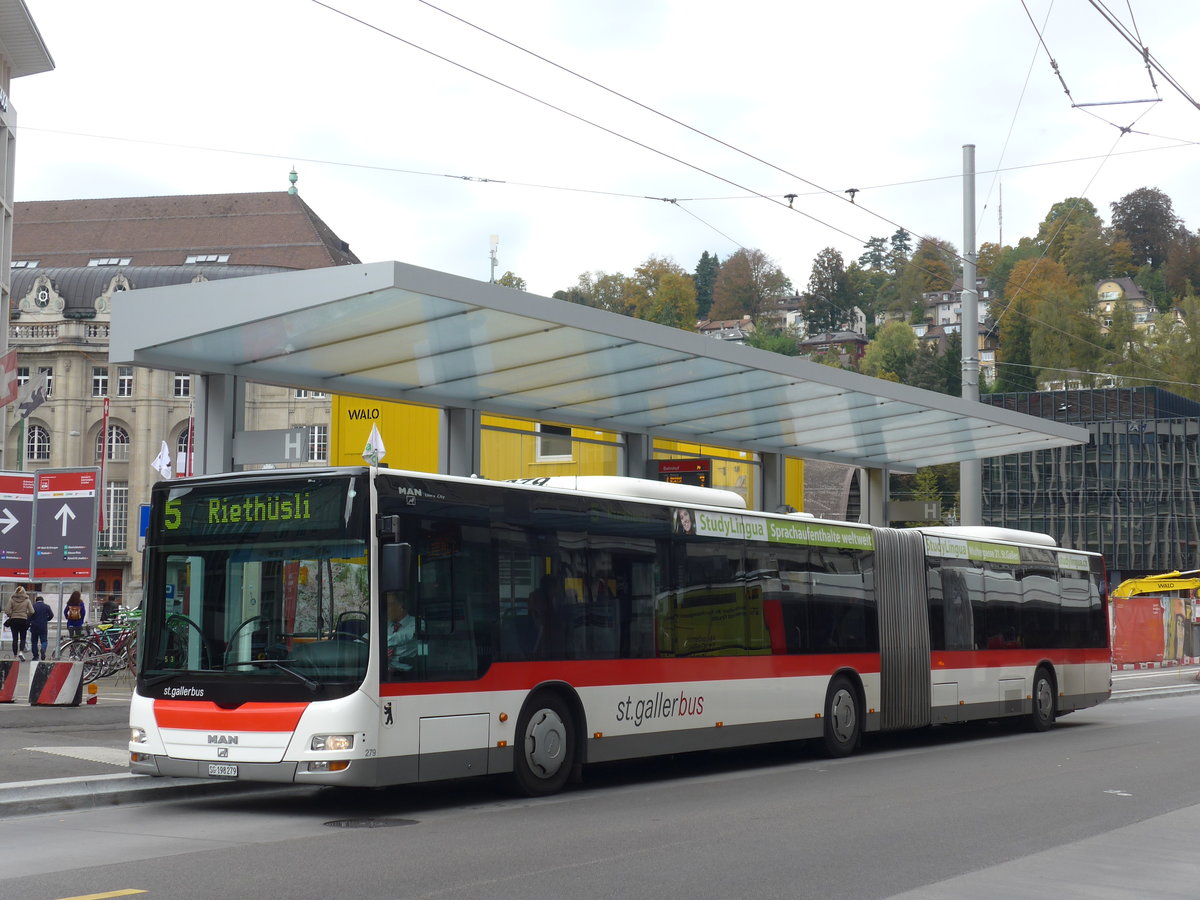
left=512, top=692, right=575, bottom=797
left=821, top=675, right=861, bottom=758
left=1029, top=667, right=1056, bottom=732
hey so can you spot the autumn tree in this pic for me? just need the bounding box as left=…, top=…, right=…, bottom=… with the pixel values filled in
left=1164, top=227, right=1200, bottom=299
left=708, top=248, right=791, bottom=321
left=556, top=271, right=631, bottom=315
left=627, top=256, right=698, bottom=329
left=906, top=236, right=958, bottom=293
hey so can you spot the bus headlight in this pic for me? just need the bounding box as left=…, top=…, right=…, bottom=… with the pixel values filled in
left=311, top=734, right=354, bottom=752
left=130, top=727, right=147, bottom=744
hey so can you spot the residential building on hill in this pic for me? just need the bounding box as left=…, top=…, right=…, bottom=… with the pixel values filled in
left=7, top=190, right=359, bottom=605
left=1095, top=277, right=1156, bottom=334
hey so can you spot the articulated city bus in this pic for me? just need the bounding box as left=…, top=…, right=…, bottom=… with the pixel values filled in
left=129, top=467, right=1110, bottom=795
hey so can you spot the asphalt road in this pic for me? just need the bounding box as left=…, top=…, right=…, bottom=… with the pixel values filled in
left=2, top=690, right=1199, bottom=900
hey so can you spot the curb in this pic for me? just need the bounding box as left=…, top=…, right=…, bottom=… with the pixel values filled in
left=0, top=772, right=283, bottom=818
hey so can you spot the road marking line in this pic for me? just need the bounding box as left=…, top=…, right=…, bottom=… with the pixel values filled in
left=55, top=890, right=146, bottom=900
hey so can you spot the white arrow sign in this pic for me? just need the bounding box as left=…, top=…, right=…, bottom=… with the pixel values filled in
left=0, top=507, right=16, bottom=535
left=54, top=503, right=76, bottom=536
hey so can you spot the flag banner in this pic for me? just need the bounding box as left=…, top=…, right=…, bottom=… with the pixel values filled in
left=16, top=370, right=50, bottom=420
left=0, top=348, right=17, bottom=409
left=362, top=423, right=386, bottom=466
left=151, top=440, right=173, bottom=479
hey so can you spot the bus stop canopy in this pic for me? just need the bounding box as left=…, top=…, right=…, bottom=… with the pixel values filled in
left=110, top=260, right=1087, bottom=472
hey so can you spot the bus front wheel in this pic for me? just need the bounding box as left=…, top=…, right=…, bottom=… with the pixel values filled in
left=1029, top=667, right=1057, bottom=732
left=821, top=675, right=861, bottom=758
left=512, top=693, right=575, bottom=797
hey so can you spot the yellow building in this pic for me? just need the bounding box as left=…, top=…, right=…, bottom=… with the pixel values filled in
left=329, top=398, right=803, bottom=511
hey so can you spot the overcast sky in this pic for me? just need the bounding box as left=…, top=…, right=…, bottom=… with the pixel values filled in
left=13, top=1, right=1200, bottom=298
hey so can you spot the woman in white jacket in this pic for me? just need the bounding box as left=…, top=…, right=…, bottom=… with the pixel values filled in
left=4, top=585, right=34, bottom=661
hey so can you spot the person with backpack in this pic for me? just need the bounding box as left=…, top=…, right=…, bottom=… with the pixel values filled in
left=64, top=590, right=87, bottom=634
left=4, top=585, right=34, bottom=660
left=29, top=595, right=54, bottom=661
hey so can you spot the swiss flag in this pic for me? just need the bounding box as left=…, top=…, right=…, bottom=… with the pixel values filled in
left=0, top=348, right=16, bottom=409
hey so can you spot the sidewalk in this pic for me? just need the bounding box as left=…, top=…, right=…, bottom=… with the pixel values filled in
left=0, top=665, right=270, bottom=816
left=1, top=662, right=1197, bottom=818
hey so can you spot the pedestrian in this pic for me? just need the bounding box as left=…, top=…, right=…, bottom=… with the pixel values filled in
left=100, top=595, right=120, bottom=623
left=4, top=585, right=34, bottom=661
left=29, top=595, right=53, bottom=661
left=63, top=589, right=87, bottom=635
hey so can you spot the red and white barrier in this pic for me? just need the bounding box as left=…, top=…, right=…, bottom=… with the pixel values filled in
left=28, top=661, right=84, bottom=706
left=0, top=659, right=18, bottom=702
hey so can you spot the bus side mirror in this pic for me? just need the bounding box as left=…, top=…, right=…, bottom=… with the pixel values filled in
left=380, top=543, right=412, bottom=596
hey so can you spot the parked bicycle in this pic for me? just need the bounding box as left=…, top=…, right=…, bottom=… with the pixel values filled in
left=60, top=611, right=140, bottom=684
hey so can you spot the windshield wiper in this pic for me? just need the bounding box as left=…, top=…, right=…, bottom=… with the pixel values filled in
left=218, top=658, right=323, bottom=692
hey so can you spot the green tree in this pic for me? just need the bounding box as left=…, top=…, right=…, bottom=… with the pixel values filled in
left=561, top=271, right=631, bottom=315
left=994, top=280, right=1036, bottom=392
left=1026, top=260, right=1103, bottom=385
left=906, top=344, right=944, bottom=392
left=1142, top=296, right=1200, bottom=402
left=939, top=331, right=963, bottom=397
left=1111, top=186, right=1180, bottom=269
left=709, top=248, right=791, bottom=321
left=889, top=228, right=913, bottom=273
left=858, top=236, right=890, bottom=270
left=861, top=319, right=916, bottom=382
left=693, top=251, right=719, bottom=319
left=802, top=247, right=854, bottom=334
left=495, top=271, right=527, bottom=291
left=1035, top=197, right=1102, bottom=263
left=744, top=325, right=800, bottom=356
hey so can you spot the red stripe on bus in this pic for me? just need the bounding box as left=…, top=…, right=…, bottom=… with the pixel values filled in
left=153, top=700, right=309, bottom=731
left=930, top=648, right=1110, bottom=669
left=380, top=654, right=881, bottom=697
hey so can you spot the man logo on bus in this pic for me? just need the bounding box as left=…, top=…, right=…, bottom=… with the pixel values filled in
left=383, top=702, right=394, bottom=727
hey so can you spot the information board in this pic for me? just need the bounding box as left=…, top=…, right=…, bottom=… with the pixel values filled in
left=0, top=472, right=35, bottom=579
left=32, top=468, right=99, bottom=581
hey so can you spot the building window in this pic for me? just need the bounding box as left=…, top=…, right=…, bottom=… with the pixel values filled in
left=17, top=366, right=52, bottom=395
left=308, top=425, right=329, bottom=463
left=92, top=366, right=109, bottom=397
left=88, top=257, right=131, bottom=267
left=26, top=424, right=50, bottom=461
left=173, top=372, right=191, bottom=397
left=184, top=254, right=230, bottom=264
left=97, top=425, right=130, bottom=462
left=11, top=260, right=38, bottom=268
left=294, top=389, right=328, bottom=399
left=99, top=482, right=128, bottom=551
left=536, top=423, right=573, bottom=461
left=117, top=366, right=134, bottom=397
left=176, top=427, right=194, bottom=476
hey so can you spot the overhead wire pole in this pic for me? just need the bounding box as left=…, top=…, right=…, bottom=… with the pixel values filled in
left=960, top=144, right=981, bottom=526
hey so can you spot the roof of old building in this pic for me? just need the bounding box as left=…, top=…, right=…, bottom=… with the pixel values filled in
left=13, top=192, right=361, bottom=270
left=11, top=264, right=292, bottom=319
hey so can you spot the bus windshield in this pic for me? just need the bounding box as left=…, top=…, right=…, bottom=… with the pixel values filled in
left=139, top=474, right=370, bottom=699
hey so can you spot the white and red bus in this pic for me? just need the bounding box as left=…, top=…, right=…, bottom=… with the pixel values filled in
left=129, top=468, right=1110, bottom=795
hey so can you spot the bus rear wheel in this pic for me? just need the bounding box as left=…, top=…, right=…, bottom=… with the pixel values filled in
left=1029, top=667, right=1056, bottom=732
left=512, top=693, right=575, bottom=797
left=821, top=675, right=861, bottom=758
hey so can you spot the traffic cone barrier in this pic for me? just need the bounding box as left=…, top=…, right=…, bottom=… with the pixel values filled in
left=86, top=682, right=98, bottom=705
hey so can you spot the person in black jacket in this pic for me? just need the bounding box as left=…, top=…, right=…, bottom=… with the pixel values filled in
left=29, top=595, right=54, bottom=661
